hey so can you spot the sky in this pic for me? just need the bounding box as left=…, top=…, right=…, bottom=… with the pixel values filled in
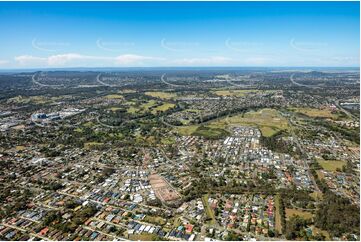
left=0, top=1, right=359, bottom=68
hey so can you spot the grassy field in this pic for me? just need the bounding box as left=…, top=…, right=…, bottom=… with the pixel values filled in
left=151, top=103, right=175, bottom=114
left=128, top=234, right=161, bottom=241
left=212, top=89, right=259, bottom=97
left=84, top=142, right=104, bottom=149
left=83, top=121, right=95, bottom=127
left=145, top=91, right=177, bottom=99
left=140, top=100, right=157, bottom=109
left=316, top=170, right=325, bottom=180
left=143, top=216, right=167, bottom=226
left=274, top=194, right=283, bottom=234
left=174, top=125, right=199, bottom=136
left=127, top=106, right=140, bottom=114
left=104, top=94, right=124, bottom=99
left=285, top=208, right=313, bottom=220
left=290, top=107, right=338, bottom=119
left=193, top=126, right=230, bottom=139
left=7, top=95, right=70, bottom=104
left=310, top=191, right=323, bottom=201
left=109, top=107, right=123, bottom=112
left=161, top=137, right=176, bottom=145
left=119, top=89, right=136, bottom=94
left=211, top=108, right=289, bottom=137
left=15, top=145, right=26, bottom=151
left=311, top=226, right=331, bottom=240
left=127, top=100, right=158, bottom=114
left=74, top=127, right=83, bottom=132
left=317, top=158, right=346, bottom=172
left=202, top=194, right=216, bottom=225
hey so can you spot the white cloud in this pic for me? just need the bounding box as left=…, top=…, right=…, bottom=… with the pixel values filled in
left=14, top=55, right=47, bottom=65
left=0, top=60, right=9, bottom=65
left=14, top=53, right=164, bottom=67
left=173, top=56, right=232, bottom=65
left=115, top=54, right=164, bottom=65
left=47, top=53, right=110, bottom=66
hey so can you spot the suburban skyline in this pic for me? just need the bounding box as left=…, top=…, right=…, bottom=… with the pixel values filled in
left=0, top=1, right=359, bottom=68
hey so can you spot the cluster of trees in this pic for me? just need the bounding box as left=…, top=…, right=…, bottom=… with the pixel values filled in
left=277, top=196, right=286, bottom=234
left=314, top=120, right=360, bottom=144
left=285, top=215, right=325, bottom=240
left=315, top=192, right=360, bottom=238
left=260, top=131, right=302, bottom=158
left=53, top=205, right=98, bottom=233
left=310, top=161, right=360, bottom=238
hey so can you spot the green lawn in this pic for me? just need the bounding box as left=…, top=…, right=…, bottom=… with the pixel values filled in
left=151, top=103, right=175, bottom=114
left=274, top=194, right=283, bottom=234
left=201, top=194, right=216, bottom=225
left=317, top=159, right=346, bottom=172
left=104, top=94, right=124, bottom=99
left=145, top=91, right=177, bottom=99
left=192, top=126, right=230, bottom=139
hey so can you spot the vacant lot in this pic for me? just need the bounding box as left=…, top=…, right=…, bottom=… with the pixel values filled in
left=317, top=159, right=346, bottom=172
left=212, top=108, right=289, bottom=137
left=285, top=208, right=313, bottom=220
left=149, top=174, right=181, bottom=203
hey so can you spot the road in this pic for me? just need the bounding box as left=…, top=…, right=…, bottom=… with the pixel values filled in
left=289, top=73, right=321, bottom=89
left=285, top=113, right=321, bottom=193
left=1, top=223, right=51, bottom=241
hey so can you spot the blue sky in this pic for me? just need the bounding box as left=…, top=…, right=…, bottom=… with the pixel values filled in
left=0, top=1, right=359, bottom=68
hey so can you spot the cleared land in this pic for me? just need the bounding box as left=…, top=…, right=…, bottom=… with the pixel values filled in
left=274, top=194, right=283, bottom=234
left=290, top=107, right=338, bottom=119
left=145, top=91, right=177, bottom=99
left=317, top=159, right=346, bottom=172
left=84, top=142, right=104, bottom=149
left=202, top=194, right=216, bottom=225
left=128, top=234, right=161, bottom=241
left=151, top=103, right=175, bottom=114
left=192, top=126, right=230, bottom=139
left=212, top=89, right=259, bottom=97
left=212, top=108, right=289, bottom=137
left=104, top=94, right=124, bottom=99
left=127, top=100, right=158, bottom=114
left=285, top=208, right=313, bottom=220
left=108, top=107, right=123, bottom=112
left=174, top=125, right=199, bottom=136
left=311, top=226, right=331, bottom=240
left=310, top=191, right=323, bottom=201
left=149, top=174, right=181, bottom=203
